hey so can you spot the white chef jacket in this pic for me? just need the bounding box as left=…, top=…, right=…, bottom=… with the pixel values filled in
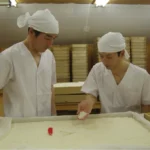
left=0, top=42, right=56, bottom=117
left=81, top=62, right=150, bottom=113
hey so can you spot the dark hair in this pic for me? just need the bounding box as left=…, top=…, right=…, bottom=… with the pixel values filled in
left=117, top=51, right=122, bottom=56
left=28, top=27, right=41, bottom=37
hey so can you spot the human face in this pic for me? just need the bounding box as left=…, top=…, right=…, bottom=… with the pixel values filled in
left=99, top=52, right=123, bottom=70
left=31, top=30, right=58, bottom=53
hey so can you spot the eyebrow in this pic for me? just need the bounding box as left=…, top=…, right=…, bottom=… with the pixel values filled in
left=99, top=53, right=112, bottom=57
left=46, top=34, right=58, bottom=39
left=106, top=54, right=112, bottom=57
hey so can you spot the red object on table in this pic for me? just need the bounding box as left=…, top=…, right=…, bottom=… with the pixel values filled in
left=48, top=127, right=53, bottom=135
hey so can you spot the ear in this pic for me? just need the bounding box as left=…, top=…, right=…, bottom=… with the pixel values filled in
left=28, top=28, right=35, bottom=36
left=120, top=50, right=125, bottom=57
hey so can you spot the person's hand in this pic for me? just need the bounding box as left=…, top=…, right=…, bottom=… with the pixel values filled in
left=77, top=99, right=94, bottom=120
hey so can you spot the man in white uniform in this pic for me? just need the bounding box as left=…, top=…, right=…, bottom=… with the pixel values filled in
left=78, top=32, right=150, bottom=118
left=0, top=9, right=59, bottom=117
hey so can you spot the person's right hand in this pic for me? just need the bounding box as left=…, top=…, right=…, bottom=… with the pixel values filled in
left=77, top=99, right=95, bottom=120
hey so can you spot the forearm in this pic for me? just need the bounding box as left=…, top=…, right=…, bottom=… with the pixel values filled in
left=141, top=105, right=150, bottom=113
left=51, top=86, right=57, bottom=116
left=86, top=94, right=97, bottom=106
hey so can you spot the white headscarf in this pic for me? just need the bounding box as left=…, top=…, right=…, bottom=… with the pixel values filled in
left=17, top=9, right=59, bottom=34
left=97, top=32, right=129, bottom=59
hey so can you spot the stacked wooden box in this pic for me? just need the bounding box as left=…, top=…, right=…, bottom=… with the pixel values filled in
left=54, top=82, right=85, bottom=111
left=93, top=37, right=101, bottom=63
left=131, top=37, right=147, bottom=69
left=72, top=44, right=88, bottom=82
left=54, top=82, right=100, bottom=111
left=124, top=37, right=131, bottom=62
left=144, top=113, right=150, bottom=121
left=52, top=45, right=71, bottom=82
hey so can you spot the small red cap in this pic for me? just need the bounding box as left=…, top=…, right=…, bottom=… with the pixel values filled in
left=48, top=127, right=53, bottom=135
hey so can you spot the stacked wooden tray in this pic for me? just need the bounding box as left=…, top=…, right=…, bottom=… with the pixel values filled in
left=131, top=37, right=147, bottom=69
left=72, top=44, right=88, bottom=82
left=52, top=45, right=71, bottom=82
left=124, top=37, right=131, bottom=62
left=54, top=82, right=100, bottom=111
left=93, top=37, right=101, bottom=63
left=144, top=113, right=150, bottom=122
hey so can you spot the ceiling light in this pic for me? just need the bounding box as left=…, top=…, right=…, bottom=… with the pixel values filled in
left=95, top=0, right=109, bottom=7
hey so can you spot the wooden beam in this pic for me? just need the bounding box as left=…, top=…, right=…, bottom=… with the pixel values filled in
left=108, top=0, right=150, bottom=4
left=16, top=0, right=150, bottom=4
left=0, top=94, right=4, bottom=116
left=16, top=0, right=94, bottom=4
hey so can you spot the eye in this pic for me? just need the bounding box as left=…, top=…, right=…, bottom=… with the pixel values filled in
left=100, top=55, right=104, bottom=58
left=45, top=34, right=57, bottom=40
left=45, top=36, right=53, bottom=40
left=107, top=56, right=112, bottom=59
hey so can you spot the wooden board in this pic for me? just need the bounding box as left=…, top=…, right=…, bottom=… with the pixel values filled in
left=0, top=93, right=4, bottom=116
left=131, top=45, right=146, bottom=49
left=73, top=79, right=86, bottom=82
left=132, top=55, right=146, bottom=59
left=16, top=0, right=150, bottom=4
left=54, top=82, right=84, bottom=94
left=131, top=51, right=147, bottom=54
left=57, top=79, right=70, bottom=82
left=144, top=113, right=150, bottom=121
left=55, top=94, right=86, bottom=103
left=132, top=60, right=146, bottom=64
left=72, top=44, right=89, bottom=81
left=131, top=37, right=147, bottom=42
left=56, top=102, right=100, bottom=111
left=131, top=49, right=147, bottom=52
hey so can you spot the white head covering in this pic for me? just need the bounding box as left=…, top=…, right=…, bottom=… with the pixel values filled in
left=97, top=32, right=129, bottom=59
left=17, top=9, right=59, bottom=34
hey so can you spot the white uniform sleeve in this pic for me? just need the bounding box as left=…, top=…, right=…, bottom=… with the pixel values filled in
left=51, top=54, right=56, bottom=85
left=0, top=53, right=13, bottom=89
left=81, top=67, right=98, bottom=98
left=141, top=73, right=150, bottom=105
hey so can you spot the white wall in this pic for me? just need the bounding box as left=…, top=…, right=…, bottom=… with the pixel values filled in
left=0, top=4, right=150, bottom=47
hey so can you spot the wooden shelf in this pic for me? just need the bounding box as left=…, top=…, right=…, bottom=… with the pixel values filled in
left=56, top=102, right=100, bottom=111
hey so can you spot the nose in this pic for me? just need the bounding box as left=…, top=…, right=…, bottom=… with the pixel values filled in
left=101, top=57, right=108, bottom=66
left=101, top=57, right=106, bottom=63
left=47, top=39, right=54, bottom=47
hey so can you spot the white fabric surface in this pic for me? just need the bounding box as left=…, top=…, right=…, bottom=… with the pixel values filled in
left=97, top=32, right=129, bottom=59
left=0, top=112, right=150, bottom=150
left=0, top=42, right=56, bottom=117
left=81, top=62, right=150, bottom=113
left=17, top=9, right=59, bottom=34
left=54, top=82, right=84, bottom=87
left=0, top=117, right=12, bottom=139
left=12, top=145, right=150, bottom=150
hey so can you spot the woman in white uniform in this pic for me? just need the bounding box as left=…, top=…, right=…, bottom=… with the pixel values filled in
left=0, top=9, right=59, bottom=117
left=78, top=32, right=150, bottom=119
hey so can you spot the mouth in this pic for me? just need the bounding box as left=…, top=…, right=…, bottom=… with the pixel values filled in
left=105, top=66, right=110, bottom=69
left=42, top=48, right=48, bottom=51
